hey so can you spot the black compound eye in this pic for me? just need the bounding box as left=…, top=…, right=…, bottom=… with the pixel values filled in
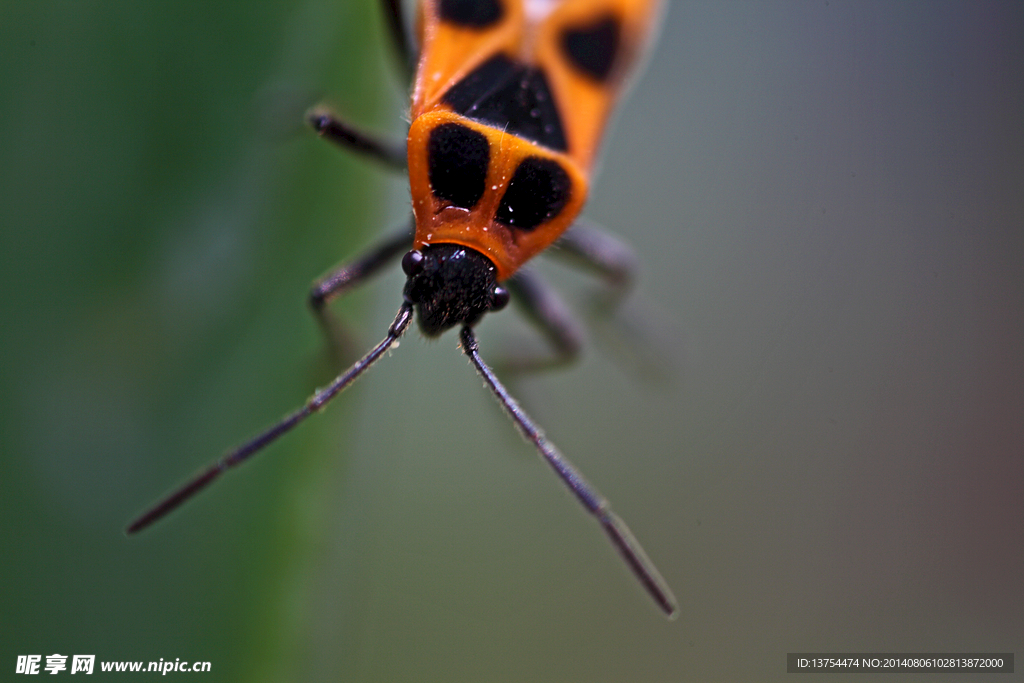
left=428, top=123, right=490, bottom=209
left=491, top=285, right=510, bottom=311
left=439, top=0, right=503, bottom=28
left=495, top=157, right=572, bottom=231
left=561, top=15, right=622, bottom=82
left=402, top=249, right=424, bottom=277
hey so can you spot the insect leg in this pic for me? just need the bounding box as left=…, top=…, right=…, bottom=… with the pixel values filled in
left=552, top=219, right=670, bottom=382
left=502, top=219, right=639, bottom=374
left=310, top=218, right=414, bottom=310
left=553, top=217, right=638, bottom=304
left=310, top=219, right=413, bottom=361
left=501, top=268, right=585, bottom=375
left=307, top=107, right=407, bottom=170
left=460, top=326, right=678, bottom=619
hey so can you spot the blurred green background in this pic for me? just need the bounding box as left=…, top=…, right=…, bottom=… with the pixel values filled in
left=2, top=1, right=1021, bottom=681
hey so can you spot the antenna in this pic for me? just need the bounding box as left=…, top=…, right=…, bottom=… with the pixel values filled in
left=126, top=301, right=677, bottom=619
left=125, top=303, right=414, bottom=535
left=460, top=326, right=679, bottom=619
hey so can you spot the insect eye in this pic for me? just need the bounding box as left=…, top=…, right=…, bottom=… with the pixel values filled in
left=491, top=285, right=510, bottom=311
left=427, top=122, right=490, bottom=209
left=495, top=157, right=571, bottom=231
left=402, top=249, right=424, bottom=277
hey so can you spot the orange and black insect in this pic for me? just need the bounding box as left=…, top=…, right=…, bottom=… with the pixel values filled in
left=127, top=0, right=677, bottom=618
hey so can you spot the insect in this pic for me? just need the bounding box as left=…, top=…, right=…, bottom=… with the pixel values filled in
left=127, top=0, right=677, bottom=618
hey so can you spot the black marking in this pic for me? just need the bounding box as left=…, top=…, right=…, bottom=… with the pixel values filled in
left=495, top=157, right=571, bottom=231
left=561, top=15, right=621, bottom=82
left=427, top=122, right=490, bottom=209
left=439, top=0, right=503, bottom=28
left=443, top=54, right=568, bottom=152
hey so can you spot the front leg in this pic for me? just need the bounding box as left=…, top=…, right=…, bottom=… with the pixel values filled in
left=497, top=268, right=586, bottom=376
left=495, top=220, right=639, bottom=377
left=552, top=219, right=670, bottom=383
left=310, top=219, right=414, bottom=310
left=310, top=220, right=414, bottom=361
left=553, top=218, right=638, bottom=299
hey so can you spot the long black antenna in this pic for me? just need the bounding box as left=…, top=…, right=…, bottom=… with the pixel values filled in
left=126, top=303, right=414, bottom=535
left=460, top=326, right=679, bottom=619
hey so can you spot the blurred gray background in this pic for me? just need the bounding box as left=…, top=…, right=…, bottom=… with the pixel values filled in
left=1, top=1, right=1021, bottom=681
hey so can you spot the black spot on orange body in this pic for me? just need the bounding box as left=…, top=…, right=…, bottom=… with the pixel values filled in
left=443, top=54, right=567, bottom=152
left=439, top=0, right=504, bottom=28
left=427, top=122, right=491, bottom=208
left=561, top=15, right=622, bottom=82
left=407, top=0, right=662, bottom=280
left=495, top=157, right=572, bottom=231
